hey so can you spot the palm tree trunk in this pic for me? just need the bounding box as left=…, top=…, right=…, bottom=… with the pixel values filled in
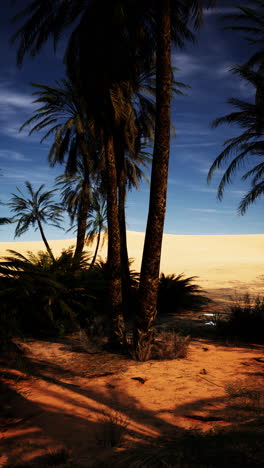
left=74, top=159, right=91, bottom=263
left=104, top=132, right=127, bottom=350
left=89, top=226, right=101, bottom=268
left=133, top=0, right=171, bottom=361
left=118, top=165, right=131, bottom=316
left=37, top=219, right=55, bottom=262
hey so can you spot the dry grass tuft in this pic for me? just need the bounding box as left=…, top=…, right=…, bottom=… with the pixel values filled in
left=95, top=409, right=129, bottom=448
left=152, top=330, right=191, bottom=360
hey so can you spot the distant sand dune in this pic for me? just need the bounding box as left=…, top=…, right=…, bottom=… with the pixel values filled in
left=1, top=231, right=264, bottom=302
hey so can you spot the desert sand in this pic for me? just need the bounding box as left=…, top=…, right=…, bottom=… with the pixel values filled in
left=1, top=232, right=263, bottom=467
left=1, top=335, right=263, bottom=467
left=1, top=231, right=264, bottom=301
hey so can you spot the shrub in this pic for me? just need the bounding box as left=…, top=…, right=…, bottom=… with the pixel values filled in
left=0, top=249, right=105, bottom=338
left=152, top=330, right=191, bottom=360
left=217, top=293, right=264, bottom=342
left=157, top=273, right=211, bottom=315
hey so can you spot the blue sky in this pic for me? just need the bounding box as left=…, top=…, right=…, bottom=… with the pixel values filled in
left=0, top=1, right=263, bottom=242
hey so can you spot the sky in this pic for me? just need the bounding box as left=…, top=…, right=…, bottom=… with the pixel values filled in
left=0, top=0, right=263, bottom=243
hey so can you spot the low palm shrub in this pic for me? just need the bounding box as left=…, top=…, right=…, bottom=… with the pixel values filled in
left=157, top=273, right=211, bottom=315
left=0, top=249, right=106, bottom=338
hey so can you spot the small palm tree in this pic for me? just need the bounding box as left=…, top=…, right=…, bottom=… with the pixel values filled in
left=20, top=79, right=102, bottom=262
left=207, top=65, right=264, bottom=214
left=86, top=189, right=108, bottom=268
left=8, top=181, right=64, bottom=261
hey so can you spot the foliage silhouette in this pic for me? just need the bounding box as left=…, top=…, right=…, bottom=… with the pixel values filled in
left=208, top=65, right=264, bottom=214
left=8, top=181, right=64, bottom=261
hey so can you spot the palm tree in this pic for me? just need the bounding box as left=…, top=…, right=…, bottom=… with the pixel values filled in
left=20, top=80, right=101, bottom=263
left=57, top=169, right=107, bottom=267
left=208, top=65, right=264, bottom=214
left=86, top=189, right=108, bottom=268
left=132, top=1, right=207, bottom=360
left=223, top=1, right=264, bottom=127
left=12, top=2, right=146, bottom=350
left=224, top=1, right=264, bottom=69
left=11, top=0, right=209, bottom=357
left=8, top=181, right=64, bottom=261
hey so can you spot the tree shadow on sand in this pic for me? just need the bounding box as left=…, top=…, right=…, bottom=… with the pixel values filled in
left=0, top=339, right=263, bottom=467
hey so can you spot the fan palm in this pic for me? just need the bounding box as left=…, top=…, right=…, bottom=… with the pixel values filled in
left=8, top=181, right=64, bottom=261
left=207, top=65, right=264, bottom=214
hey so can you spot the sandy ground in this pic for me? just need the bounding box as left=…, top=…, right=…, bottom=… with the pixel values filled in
left=1, top=232, right=264, bottom=466
left=1, top=231, right=264, bottom=304
left=0, top=335, right=263, bottom=467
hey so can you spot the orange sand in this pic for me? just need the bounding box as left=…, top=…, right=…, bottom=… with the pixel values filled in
left=1, top=337, right=263, bottom=466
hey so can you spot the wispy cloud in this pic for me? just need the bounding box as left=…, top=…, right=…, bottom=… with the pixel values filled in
left=1, top=167, right=59, bottom=186
left=174, top=142, right=217, bottom=148
left=203, top=7, right=238, bottom=16
left=172, top=53, right=206, bottom=77
left=198, top=167, right=225, bottom=175
left=215, top=62, right=234, bottom=77
left=190, top=208, right=234, bottom=214
left=0, top=89, right=33, bottom=109
left=0, top=150, right=31, bottom=162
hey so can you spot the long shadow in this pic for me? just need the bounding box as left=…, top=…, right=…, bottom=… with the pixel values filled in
left=1, top=341, right=263, bottom=467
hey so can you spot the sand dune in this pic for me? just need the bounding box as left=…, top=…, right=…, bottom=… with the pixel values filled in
left=1, top=231, right=264, bottom=300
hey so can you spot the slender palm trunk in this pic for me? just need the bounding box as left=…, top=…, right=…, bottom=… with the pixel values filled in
left=118, top=164, right=131, bottom=314
left=133, top=0, right=171, bottom=361
left=74, top=159, right=91, bottom=263
left=89, top=226, right=101, bottom=268
left=37, top=218, right=55, bottom=262
left=104, top=132, right=127, bottom=349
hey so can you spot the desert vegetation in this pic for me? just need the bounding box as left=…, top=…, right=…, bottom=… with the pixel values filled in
left=0, top=1, right=264, bottom=466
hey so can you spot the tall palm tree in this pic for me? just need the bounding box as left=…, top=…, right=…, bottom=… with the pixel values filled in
left=8, top=181, right=64, bottom=261
left=132, top=1, right=207, bottom=360
left=11, top=0, right=209, bottom=357
left=12, top=1, right=146, bottom=350
left=20, top=80, right=101, bottom=263
left=208, top=65, right=264, bottom=214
